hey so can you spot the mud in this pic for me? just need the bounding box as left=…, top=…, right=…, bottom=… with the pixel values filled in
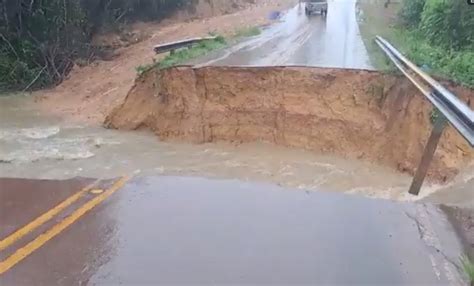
left=35, top=0, right=296, bottom=124
left=175, top=0, right=261, bottom=20
left=92, top=0, right=275, bottom=51
left=106, top=66, right=474, bottom=182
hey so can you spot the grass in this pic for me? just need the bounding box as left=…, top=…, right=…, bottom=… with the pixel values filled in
left=233, top=26, right=261, bottom=38
left=158, top=36, right=227, bottom=68
left=461, top=255, right=474, bottom=285
left=357, top=0, right=401, bottom=71
left=357, top=0, right=474, bottom=87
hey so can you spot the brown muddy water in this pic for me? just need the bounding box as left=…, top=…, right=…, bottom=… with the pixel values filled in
left=0, top=95, right=472, bottom=205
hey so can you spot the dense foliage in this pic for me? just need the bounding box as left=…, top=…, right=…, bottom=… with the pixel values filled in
left=399, top=0, right=426, bottom=28
left=397, top=0, right=474, bottom=86
left=0, top=0, right=189, bottom=91
left=402, top=0, right=474, bottom=49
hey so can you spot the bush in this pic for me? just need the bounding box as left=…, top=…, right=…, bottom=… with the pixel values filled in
left=0, top=0, right=89, bottom=90
left=399, top=0, right=426, bottom=27
left=396, top=0, right=474, bottom=87
left=393, top=29, right=474, bottom=87
left=442, top=51, right=474, bottom=86
left=413, top=0, right=474, bottom=50
left=0, top=0, right=191, bottom=92
left=419, top=0, right=451, bottom=47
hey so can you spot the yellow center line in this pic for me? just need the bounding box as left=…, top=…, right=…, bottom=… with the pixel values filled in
left=0, top=179, right=100, bottom=251
left=0, top=176, right=129, bottom=275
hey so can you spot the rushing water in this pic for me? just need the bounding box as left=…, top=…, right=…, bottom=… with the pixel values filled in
left=0, top=95, right=471, bottom=204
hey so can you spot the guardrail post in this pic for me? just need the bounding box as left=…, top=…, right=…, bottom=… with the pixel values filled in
left=408, top=114, right=447, bottom=195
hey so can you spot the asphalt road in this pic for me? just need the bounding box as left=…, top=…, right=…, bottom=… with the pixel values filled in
left=0, top=176, right=467, bottom=285
left=196, top=0, right=372, bottom=69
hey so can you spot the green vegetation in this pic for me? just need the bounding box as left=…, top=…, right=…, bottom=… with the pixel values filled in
left=233, top=26, right=261, bottom=38
left=357, top=1, right=396, bottom=71
left=135, top=36, right=227, bottom=76
left=358, top=0, right=474, bottom=87
left=461, top=255, right=474, bottom=285
left=0, top=0, right=191, bottom=92
left=430, top=108, right=441, bottom=125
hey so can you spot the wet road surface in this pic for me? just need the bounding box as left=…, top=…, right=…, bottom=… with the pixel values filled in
left=0, top=178, right=89, bottom=239
left=0, top=176, right=467, bottom=285
left=195, top=0, right=372, bottom=69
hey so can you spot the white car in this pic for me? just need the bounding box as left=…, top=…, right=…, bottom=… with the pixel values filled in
left=305, top=0, right=328, bottom=16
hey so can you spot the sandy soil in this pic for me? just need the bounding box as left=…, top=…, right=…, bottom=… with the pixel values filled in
left=35, top=0, right=297, bottom=124
left=105, top=66, right=474, bottom=183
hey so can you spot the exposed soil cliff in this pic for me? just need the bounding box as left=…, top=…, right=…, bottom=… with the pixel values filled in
left=106, top=66, right=474, bottom=182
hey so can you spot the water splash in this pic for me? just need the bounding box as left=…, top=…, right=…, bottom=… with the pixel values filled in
left=0, top=126, right=60, bottom=141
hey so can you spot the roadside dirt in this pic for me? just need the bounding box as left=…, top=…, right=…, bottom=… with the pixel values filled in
left=441, top=205, right=474, bottom=258
left=35, top=0, right=296, bottom=124
left=105, top=66, right=474, bottom=182
left=91, top=0, right=271, bottom=50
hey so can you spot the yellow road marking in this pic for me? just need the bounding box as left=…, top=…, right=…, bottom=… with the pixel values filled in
left=90, top=189, right=104, bottom=194
left=0, top=180, right=100, bottom=251
left=0, top=176, right=129, bottom=275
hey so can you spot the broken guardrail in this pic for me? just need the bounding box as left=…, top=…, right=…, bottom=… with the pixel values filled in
left=375, top=36, right=474, bottom=196
left=154, top=36, right=217, bottom=55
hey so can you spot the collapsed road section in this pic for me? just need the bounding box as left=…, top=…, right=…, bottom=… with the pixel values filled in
left=105, top=66, right=474, bottom=184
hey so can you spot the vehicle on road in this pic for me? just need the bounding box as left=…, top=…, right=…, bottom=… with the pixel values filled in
left=305, top=0, right=328, bottom=16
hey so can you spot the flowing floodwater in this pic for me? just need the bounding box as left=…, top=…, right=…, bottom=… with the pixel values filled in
left=1, top=94, right=472, bottom=204
left=4, top=94, right=472, bottom=204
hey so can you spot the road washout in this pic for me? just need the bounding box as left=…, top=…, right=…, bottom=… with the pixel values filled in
left=106, top=66, right=474, bottom=184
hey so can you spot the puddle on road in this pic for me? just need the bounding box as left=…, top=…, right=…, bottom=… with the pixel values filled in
left=0, top=95, right=470, bottom=203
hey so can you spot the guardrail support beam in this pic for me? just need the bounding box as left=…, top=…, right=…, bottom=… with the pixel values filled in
left=409, top=114, right=447, bottom=196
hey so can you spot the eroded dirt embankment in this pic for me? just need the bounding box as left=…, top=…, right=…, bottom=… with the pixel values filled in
left=105, top=66, right=474, bottom=182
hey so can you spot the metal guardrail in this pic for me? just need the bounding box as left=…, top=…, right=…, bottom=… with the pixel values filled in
left=154, top=36, right=217, bottom=55
left=375, top=36, right=474, bottom=195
